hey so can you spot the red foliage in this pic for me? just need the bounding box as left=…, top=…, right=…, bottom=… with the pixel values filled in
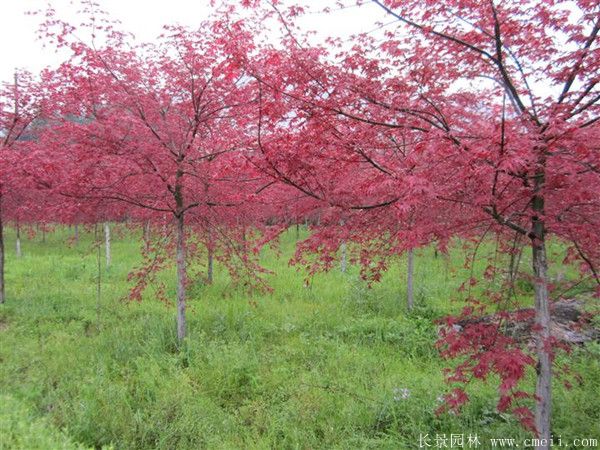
left=235, top=0, right=600, bottom=435
left=2, top=0, right=598, bottom=435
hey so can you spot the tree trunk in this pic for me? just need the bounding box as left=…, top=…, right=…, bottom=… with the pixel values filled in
left=176, top=213, right=187, bottom=343
left=339, top=219, right=347, bottom=273
left=407, top=248, right=414, bottom=310
left=0, top=196, right=5, bottom=305
left=143, top=220, right=150, bottom=250
left=16, top=222, right=22, bottom=258
left=95, top=224, right=102, bottom=321
left=205, top=224, right=214, bottom=284
left=207, top=246, right=214, bottom=284
left=104, top=222, right=111, bottom=268
left=532, top=193, right=551, bottom=445
left=296, top=222, right=300, bottom=240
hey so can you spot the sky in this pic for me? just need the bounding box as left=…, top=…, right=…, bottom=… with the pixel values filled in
left=0, top=0, right=387, bottom=84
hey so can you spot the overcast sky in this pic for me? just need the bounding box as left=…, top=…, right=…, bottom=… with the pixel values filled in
left=0, top=0, right=387, bottom=84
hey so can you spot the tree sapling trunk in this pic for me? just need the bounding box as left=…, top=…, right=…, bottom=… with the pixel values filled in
left=407, top=248, right=414, bottom=310
left=176, top=213, right=187, bottom=343
left=207, top=247, right=214, bottom=284
left=143, top=220, right=150, bottom=250
left=0, top=197, right=5, bottom=304
left=15, top=222, right=21, bottom=258
left=104, top=222, right=111, bottom=268
left=531, top=185, right=552, bottom=444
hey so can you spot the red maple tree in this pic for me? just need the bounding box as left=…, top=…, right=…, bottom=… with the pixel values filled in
left=239, top=0, right=600, bottom=439
left=34, top=4, right=271, bottom=341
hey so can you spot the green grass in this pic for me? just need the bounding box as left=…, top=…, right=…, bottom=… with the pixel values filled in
left=0, top=225, right=598, bottom=449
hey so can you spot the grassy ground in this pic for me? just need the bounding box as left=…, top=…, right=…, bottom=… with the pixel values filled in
left=0, top=226, right=598, bottom=449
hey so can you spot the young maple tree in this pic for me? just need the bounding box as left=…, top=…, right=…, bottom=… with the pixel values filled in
left=0, top=72, right=44, bottom=304
left=364, top=1, right=600, bottom=441
left=242, top=53, right=442, bottom=305
left=35, top=4, right=268, bottom=341
left=239, top=0, right=600, bottom=441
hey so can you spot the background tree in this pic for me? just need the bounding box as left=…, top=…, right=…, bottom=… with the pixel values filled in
left=0, top=71, right=43, bottom=304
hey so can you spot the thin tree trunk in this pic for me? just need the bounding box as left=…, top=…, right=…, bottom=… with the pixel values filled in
left=95, top=224, right=102, bottom=322
left=532, top=237, right=551, bottom=443
left=407, top=248, right=414, bottom=310
left=532, top=186, right=551, bottom=444
left=104, top=222, right=111, bottom=268
left=176, top=213, right=186, bottom=343
left=15, top=222, right=22, bottom=258
left=340, top=219, right=347, bottom=273
left=143, top=220, right=150, bottom=250
left=206, top=224, right=214, bottom=284
left=296, top=222, right=300, bottom=240
left=207, top=245, right=214, bottom=284
left=0, top=196, right=5, bottom=304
